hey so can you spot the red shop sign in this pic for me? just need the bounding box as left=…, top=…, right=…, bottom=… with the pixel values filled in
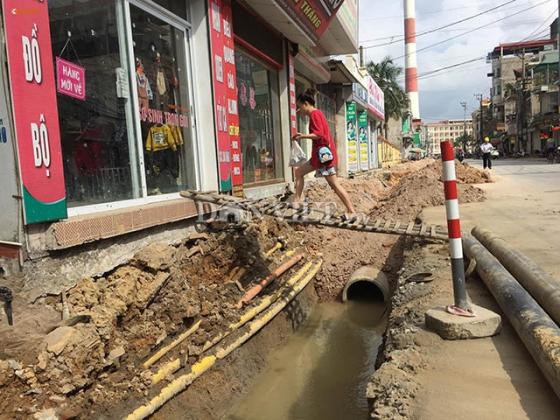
left=274, top=0, right=345, bottom=42
left=2, top=0, right=67, bottom=224
left=209, top=0, right=243, bottom=194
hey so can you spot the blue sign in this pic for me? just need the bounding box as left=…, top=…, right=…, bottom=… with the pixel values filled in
left=352, top=83, right=368, bottom=107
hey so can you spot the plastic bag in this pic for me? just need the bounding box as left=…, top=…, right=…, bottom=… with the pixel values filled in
left=289, top=141, right=307, bottom=167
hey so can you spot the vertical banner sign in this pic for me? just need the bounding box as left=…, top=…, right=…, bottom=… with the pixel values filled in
left=3, top=0, right=67, bottom=224
left=209, top=0, right=242, bottom=193
left=358, top=110, right=369, bottom=171
left=222, top=1, right=243, bottom=196
left=367, top=75, right=385, bottom=121
left=346, top=102, right=358, bottom=173
left=288, top=54, right=298, bottom=137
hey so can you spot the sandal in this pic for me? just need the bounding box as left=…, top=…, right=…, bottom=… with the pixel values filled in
left=341, top=213, right=359, bottom=223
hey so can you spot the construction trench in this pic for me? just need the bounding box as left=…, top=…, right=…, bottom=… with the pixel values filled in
left=3, top=159, right=559, bottom=419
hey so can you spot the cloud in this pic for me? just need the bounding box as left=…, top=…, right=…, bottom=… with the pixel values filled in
left=359, top=0, right=558, bottom=119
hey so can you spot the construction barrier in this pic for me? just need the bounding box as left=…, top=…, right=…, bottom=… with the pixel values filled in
left=441, top=141, right=471, bottom=315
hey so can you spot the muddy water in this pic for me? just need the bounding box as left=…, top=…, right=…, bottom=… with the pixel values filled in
left=226, top=300, right=387, bottom=420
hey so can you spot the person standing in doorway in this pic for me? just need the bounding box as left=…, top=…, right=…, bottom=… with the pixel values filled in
left=480, top=137, right=493, bottom=170
left=292, top=88, right=357, bottom=220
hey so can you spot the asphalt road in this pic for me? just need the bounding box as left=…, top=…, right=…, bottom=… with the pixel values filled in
left=427, top=158, right=560, bottom=277
left=418, top=158, right=560, bottom=419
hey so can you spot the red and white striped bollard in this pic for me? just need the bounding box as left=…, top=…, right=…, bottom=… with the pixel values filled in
left=441, top=141, right=472, bottom=316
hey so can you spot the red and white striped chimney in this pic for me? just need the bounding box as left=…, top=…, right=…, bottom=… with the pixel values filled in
left=404, top=0, right=420, bottom=119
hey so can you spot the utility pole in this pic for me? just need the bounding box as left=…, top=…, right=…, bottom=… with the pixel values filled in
left=359, top=45, right=364, bottom=67
left=461, top=101, right=467, bottom=150
left=475, top=94, right=484, bottom=143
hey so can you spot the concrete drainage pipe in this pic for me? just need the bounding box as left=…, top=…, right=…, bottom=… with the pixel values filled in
left=342, top=266, right=390, bottom=303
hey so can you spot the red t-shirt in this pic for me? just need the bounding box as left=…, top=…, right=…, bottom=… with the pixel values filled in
left=309, top=109, right=337, bottom=170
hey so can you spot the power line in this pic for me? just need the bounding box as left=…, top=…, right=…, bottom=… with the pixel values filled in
left=396, top=56, right=487, bottom=81
left=361, top=18, right=545, bottom=44
left=521, top=7, right=557, bottom=40
left=362, top=0, right=518, bottom=47
left=361, top=5, right=487, bottom=22
left=388, top=0, right=553, bottom=60
left=416, top=64, right=489, bottom=82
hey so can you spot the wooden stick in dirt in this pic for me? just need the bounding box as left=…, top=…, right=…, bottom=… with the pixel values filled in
left=237, top=254, right=304, bottom=308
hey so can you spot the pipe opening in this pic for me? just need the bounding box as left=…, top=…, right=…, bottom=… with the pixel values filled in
left=345, top=280, right=385, bottom=303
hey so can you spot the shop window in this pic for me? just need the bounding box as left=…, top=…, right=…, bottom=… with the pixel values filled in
left=49, top=0, right=137, bottom=207
left=236, top=49, right=283, bottom=185
left=151, top=0, right=188, bottom=20
left=130, top=4, right=196, bottom=195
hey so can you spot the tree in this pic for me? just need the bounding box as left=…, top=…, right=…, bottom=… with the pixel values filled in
left=454, top=133, right=475, bottom=153
left=366, top=56, right=410, bottom=139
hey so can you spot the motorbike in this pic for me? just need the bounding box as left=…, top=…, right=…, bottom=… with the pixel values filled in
left=547, top=146, right=560, bottom=164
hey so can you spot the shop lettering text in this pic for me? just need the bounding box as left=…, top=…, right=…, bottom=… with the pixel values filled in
left=218, top=150, right=230, bottom=163
left=223, top=46, right=235, bottom=64
left=0, top=119, right=6, bottom=144
left=140, top=108, right=189, bottom=127
left=211, top=1, right=221, bottom=32
left=56, top=57, right=85, bottom=100
left=227, top=72, right=235, bottom=89
left=228, top=99, right=238, bottom=116
left=291, top=0, right=322, bottom=29
left=30, top=114, right=50, bottom=176
left=22, top=24, right=42, bottom=83
left=217, top=105, right=228, bottom=132
left=223, top=20, right=231, bottom=37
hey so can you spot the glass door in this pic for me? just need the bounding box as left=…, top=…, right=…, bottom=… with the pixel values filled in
left=127, top=1, right=197, bottom=196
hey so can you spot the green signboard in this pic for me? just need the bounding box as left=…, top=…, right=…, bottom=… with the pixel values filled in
left=346, top=102, right=358, bottom=173
left=358, top=110, right=369, bottom=171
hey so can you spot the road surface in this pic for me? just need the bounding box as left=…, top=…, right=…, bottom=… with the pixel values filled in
left=418, top=159, right=560, bottom=419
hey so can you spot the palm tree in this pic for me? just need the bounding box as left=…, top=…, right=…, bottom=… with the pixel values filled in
left=366, top=56, right=409, bottom=139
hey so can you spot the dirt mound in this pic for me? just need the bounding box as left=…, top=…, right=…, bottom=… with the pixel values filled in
left=306, top=173, right=385, bottom=214
left=369, top=161, right=487, bottom=221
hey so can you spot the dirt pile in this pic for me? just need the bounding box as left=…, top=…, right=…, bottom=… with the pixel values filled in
left=306, top=173, right=385, bottom=214
left=370, top=161, right=487, bottom=221
left=0, top=218, right=302, bottom=419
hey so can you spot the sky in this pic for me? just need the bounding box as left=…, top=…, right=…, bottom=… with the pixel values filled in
left=358, top=0, right=558, bottom=121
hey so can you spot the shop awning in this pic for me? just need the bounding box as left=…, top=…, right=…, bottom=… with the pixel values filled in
left=241, top=1, right=316, bottom=48
left=295, top=50, right=331, bottom=84
left=319, top=1, right=358, bottom=55
left=327, top=59, right=361, bottom=84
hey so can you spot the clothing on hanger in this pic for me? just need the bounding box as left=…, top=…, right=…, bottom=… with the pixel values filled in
left=145, top=124, right=178, bottom=152
left=137, top=72, right=153, bottom=109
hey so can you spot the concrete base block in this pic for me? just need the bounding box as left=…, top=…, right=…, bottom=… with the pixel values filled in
left=425, top=305, right=502, bottom=340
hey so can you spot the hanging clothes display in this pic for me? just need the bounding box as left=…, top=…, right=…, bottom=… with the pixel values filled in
left=145, top=123, right=178, bottom=151
left=136, top=58, right=153, bottom=110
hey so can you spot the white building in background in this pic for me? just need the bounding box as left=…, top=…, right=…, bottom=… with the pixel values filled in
left=424, top=119, right=474, bottom=155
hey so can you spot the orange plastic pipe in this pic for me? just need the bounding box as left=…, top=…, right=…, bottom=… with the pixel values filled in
left=237, top=254, right=304, bottom=307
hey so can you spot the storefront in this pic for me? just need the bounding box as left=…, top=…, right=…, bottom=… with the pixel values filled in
left=0, top=0, right=357, bottom=262
left=50, top=0, right=198, bottom=213
left=343, top=75, right=384, bottom=175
